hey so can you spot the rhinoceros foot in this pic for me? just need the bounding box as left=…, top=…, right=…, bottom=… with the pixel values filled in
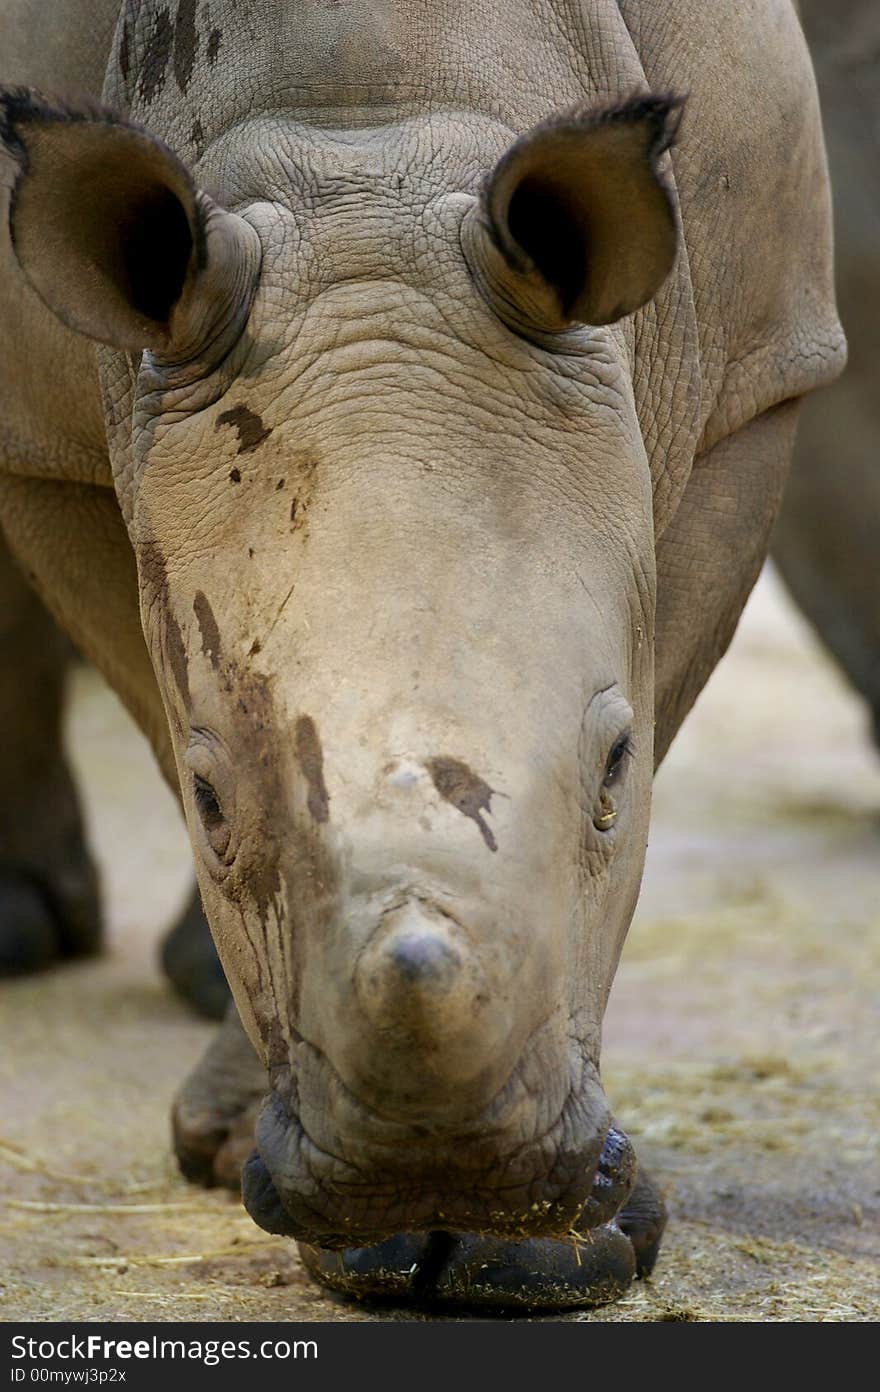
left=295, top=1130, right=665, bottom=1312
left=160, top=884, right=230, bottom=1020
left=616, top=1166, right=668, bottom=1277
left=0, top=856, right=101, bottom=975
left=172, top=1003, right=266, bottom=1189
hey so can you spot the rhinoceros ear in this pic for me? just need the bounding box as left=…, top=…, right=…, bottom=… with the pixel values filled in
left=0, top=90, right=259, bottom=357
left=467, top=94, right=684, bottom=333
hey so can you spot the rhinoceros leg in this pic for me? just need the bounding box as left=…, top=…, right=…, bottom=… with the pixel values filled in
left=769, top=197, right=880, bottom=750
left=0, top=528, right=101, bottom=972
left=172, top=1001, right=267, bottom=1190
left=772, top=441, right=880, bottom=751
left=292, top=1128, right=663, bottom=1311
left=0, top=476, right=228, bottom=1011
left=654, top=400, right=800, bottom=767
left=160, top=885, right=230, bottom=1021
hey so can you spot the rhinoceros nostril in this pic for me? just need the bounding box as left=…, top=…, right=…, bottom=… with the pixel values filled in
left=387, top=931, right=461, bottom=987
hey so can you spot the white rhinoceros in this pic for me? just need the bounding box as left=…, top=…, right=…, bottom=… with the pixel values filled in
left=0, top=0, right=844, bottom=1309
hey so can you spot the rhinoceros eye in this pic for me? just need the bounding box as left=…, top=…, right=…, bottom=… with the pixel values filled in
left=602, top=734, right=633, bottom=789
left=193, top=773, right=223, bottom=829
left=186, top=741, right=235, bottom=864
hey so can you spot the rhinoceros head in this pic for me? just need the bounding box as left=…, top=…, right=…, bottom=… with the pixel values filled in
left=1, top=88, right=681, bottom=1245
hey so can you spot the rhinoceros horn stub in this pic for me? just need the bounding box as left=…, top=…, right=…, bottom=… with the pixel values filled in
left=0, top=88, right=260, bottom=359
left=464, top=92, right=685, bottom=333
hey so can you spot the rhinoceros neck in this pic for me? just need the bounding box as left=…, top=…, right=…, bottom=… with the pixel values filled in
left=103, top=0, right=646, bottom=152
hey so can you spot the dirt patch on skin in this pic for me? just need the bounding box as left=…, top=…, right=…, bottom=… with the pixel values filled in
left=216, top=406, right=272, bottom=456
left=139, top=8, right=174, bottom=105
left=294, top=715, right=330, bottom=824
left=139, top=538, right=189, bottom=719
left=192, top=591, right=221, bottom=670
left=425, top=757, right=498, bottom=852
left=172, top=0, right=199, bottom=94
left=1, top=570, right=878, bottom=1321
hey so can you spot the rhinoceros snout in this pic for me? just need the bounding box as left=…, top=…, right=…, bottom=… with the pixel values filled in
left=354, top=900, right=493, bottom=1056
left=312, top=896, right=516, bottom=1121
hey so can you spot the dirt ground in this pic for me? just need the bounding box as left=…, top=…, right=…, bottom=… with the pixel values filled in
left=1, top=568, right=878, bottom=1323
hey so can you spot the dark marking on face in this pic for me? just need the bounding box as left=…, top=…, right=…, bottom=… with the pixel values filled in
left=295, top=716, right=330, bottom=824
left=139, top=538, right=190, bottom=716
left=248, top=547, right=255, bottom=559
left=425, top=757, right=498, bottom=852
left=229, top=466, right=241, bottom=483
left=289, top=472, right=312, bottom=531
left=206, top=26, right=222, bottom=64
left=173, top=0, right=199, bottom=93
left=162, top=604, right=191, bottom=717
left=191, top=117, right=206, bottom=160
left=233, top=665, right=285, bottom=929
left=248, top=638, right=262, bottom=657
left=139, top=7, right=174, bottom=103
left=193, top=591, right=222, bottom=670
left=216, top=405, right=273, bottom=455
left=290, top=498, right=310, bottom=539
left=275, top=478, right=285, bottom=490
left=138, top=538, right=168, bottom=622
left=119, top=20, right=132, bottom=80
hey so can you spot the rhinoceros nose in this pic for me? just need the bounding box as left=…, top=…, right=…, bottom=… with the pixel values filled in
left=384, top=929, right=462, bottom=987
left=354, top=901, right=487, bottom=1056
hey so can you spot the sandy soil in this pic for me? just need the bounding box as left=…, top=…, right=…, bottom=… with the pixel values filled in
left=1, top=568, right=878, bottom=1323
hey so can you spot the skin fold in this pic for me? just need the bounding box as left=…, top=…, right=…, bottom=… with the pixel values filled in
left=0, top=0, right=843, bottom=1309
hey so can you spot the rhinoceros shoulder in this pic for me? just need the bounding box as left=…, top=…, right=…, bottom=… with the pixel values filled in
left=621, top=0, right=846, bottom=454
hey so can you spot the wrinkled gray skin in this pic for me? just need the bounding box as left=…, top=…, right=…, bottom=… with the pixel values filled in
left=772, top=0, right=880, bottom=748
left=0, top=1, right=843, bottom=1309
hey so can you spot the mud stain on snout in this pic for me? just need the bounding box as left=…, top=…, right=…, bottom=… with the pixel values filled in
left=193, top=591, right=221, bottom=670
left=234, top=667, right=285, bottom=930
left=216, top=406, right=273, bottom=456
left=295, top=716, right=330, bottom=824
left=118, top=18, right=131, bottom=80
left=425, top=757, right=498, bottom=852
left=139, top=539, right=190, bottom=718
